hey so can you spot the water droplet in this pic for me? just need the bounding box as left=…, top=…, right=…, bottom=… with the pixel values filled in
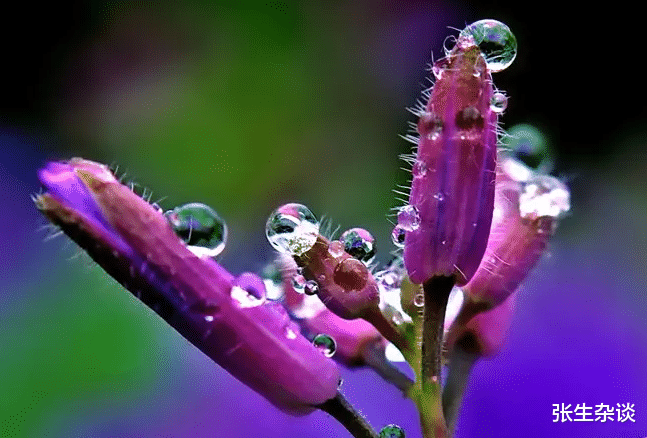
left=433, top=192, right=445, bottom=202
left=234, top=272, right=267, bottom=301
left=417, top=112, right=443, bottom=139
left=379, top=424, right=405, bottom=438
left=411, top=160, right=427, bottom=177
left=503, top=124, right=553, bottom=172
left=312, top=333, right=336, bottom=357
left=266, top=203, right=320, bottom=256
left=490, top=92, right=508, bottom=112
left=304, top=279, right=319, bottom=296
left=519, top=175, right=570, bottom=220
left=397, top=205, right=420, bottom=231
left=459, top=19, right=517, bottom=72
left=328, top=240, right=345, bottom=258
left=292, top=274, right=307, bottom=294
left=391, top=224, right=406, bottom=248
left=413, top=293, right=424, bottom=307
left=339, top=228, right=376, bottom=263
left=165, top=203, right=227, bottom=258
left=455, top=106, right=484, bottom=130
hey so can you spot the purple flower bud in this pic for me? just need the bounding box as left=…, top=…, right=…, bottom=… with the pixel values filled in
left=463, top=157, right=570, bottom=307
left=35, top=159, right=340, bottom=415
left=403, top=36, right=499, bottom=286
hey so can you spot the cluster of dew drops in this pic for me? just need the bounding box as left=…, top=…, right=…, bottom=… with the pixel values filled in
left=157, top=19, right=521, bottom=438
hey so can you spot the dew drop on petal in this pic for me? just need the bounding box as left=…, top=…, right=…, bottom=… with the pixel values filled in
left=459, top=19, right=517, bottom=72
left=391, top=224, right=406, bottom=248
left=397, top=205, right=420, bottom=231
left=417, top=111, right=443, bottom=139
left=433, top=192, right=445, bottom=202
left=265, top=203, right=320, bottom=256
left=328, top=240, right=345, bottom=258
left=519, top=175, right=570, bottom=220
left=455, top=106, right=484, bottom=130
left=379, top=424, right=405, bottom=438
left=339, top=228, right=376, bottom=263
left=304, top=279, right=319, bottom=296
left=490, top=92, right=508, bottom=112
left=165, top=203, right=227, bottom=258
left=413, top=293, right=424, bottom=307
left=292, top=274, right=307, bottom=294
left=312, top=333, right=337, bottom=357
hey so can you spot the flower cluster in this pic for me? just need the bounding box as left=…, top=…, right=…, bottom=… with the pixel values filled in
left=35, top=19, right=569, bottom=438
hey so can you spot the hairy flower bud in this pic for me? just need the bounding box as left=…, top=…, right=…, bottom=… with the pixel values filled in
left=35, top=159, right=340, bottom=415
left=464, top=157, right=570, bottom=307
left=403, top=36, right=499, bottom=286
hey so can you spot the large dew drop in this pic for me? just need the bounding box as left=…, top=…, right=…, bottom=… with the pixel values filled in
left=459, top=19, right=517, bottom=72
left=339, top=227, right=376, bottom=263
left=266, top=203, right=320, bottom=256
left=391, top=224, right=406, bottom=248
left=165, top=203, right=227, bottom=258
left=379, top=424, right=405, bottom=438
left=312, top=333, right=336, bottom=357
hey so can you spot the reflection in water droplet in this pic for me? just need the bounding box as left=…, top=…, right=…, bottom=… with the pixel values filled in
left=413, top=293, right=424, bottom=307
left=490, top=92, right=508, bottom=112
left=339, top=228, right=376, bottom=263
left=459, top=19, right=517, bottom=73
left=434, top=192, right=445, bottom=202
left=312, top=333, right=337, bottom=357
left=165, top=203, right=227, bottom=258
left=379, top=424, right=405, bottom=438
left=265, top=203, right=320, bottom=256
left=304, top=279, right=319, bottom=296
left=397, top=205, right=421, bottom=231
left=391, top=224, right=406, bottom=248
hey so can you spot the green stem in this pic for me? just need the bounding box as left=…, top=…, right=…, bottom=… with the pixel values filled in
left=318, top=391, right=379, bottom=438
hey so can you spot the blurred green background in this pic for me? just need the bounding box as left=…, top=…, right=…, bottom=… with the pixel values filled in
left=2, top=1, right=646, bottom=437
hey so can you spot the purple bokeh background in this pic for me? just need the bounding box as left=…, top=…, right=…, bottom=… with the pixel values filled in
left=2, top=2, right=646, bottom=437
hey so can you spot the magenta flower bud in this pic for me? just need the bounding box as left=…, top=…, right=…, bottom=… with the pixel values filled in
left=296, top=235, right=380, bottom=320
left=463, top=157, right=570, bottom=307
left=403, top=37, right=499, bottom=286
left=35, top=159, right=340, bottom=415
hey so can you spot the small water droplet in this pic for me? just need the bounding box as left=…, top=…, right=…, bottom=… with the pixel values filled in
left=165, top=203, right=227, bottom=258
left=339, top=228, right=376, bottom=263
left=292, top=274, right=307, bottom=294
left=490, top=92, right=508, bottom=112
left=455, top=106, right=484, bottom=130
left=413, top=294, right=424, bottom=307
left=312, top=333, right=336, bottom=357
left=433, top=192, right=445, bottom=201
left=304, top=279, right=319, bottom=296
left=417, top=112, right=443, bottom=139
left=328, top=240, right=345, bottom=258
left=265, top=203, right=320, bottom=256
left=412, top=160, right=427, bottom=177
left=391, top=224, right=406, bottom=248
left=397, top=205, right=420, bottom=231
left=459, top=19, right=517, bottom=73
left=379, top=424, right=405, bottom=438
